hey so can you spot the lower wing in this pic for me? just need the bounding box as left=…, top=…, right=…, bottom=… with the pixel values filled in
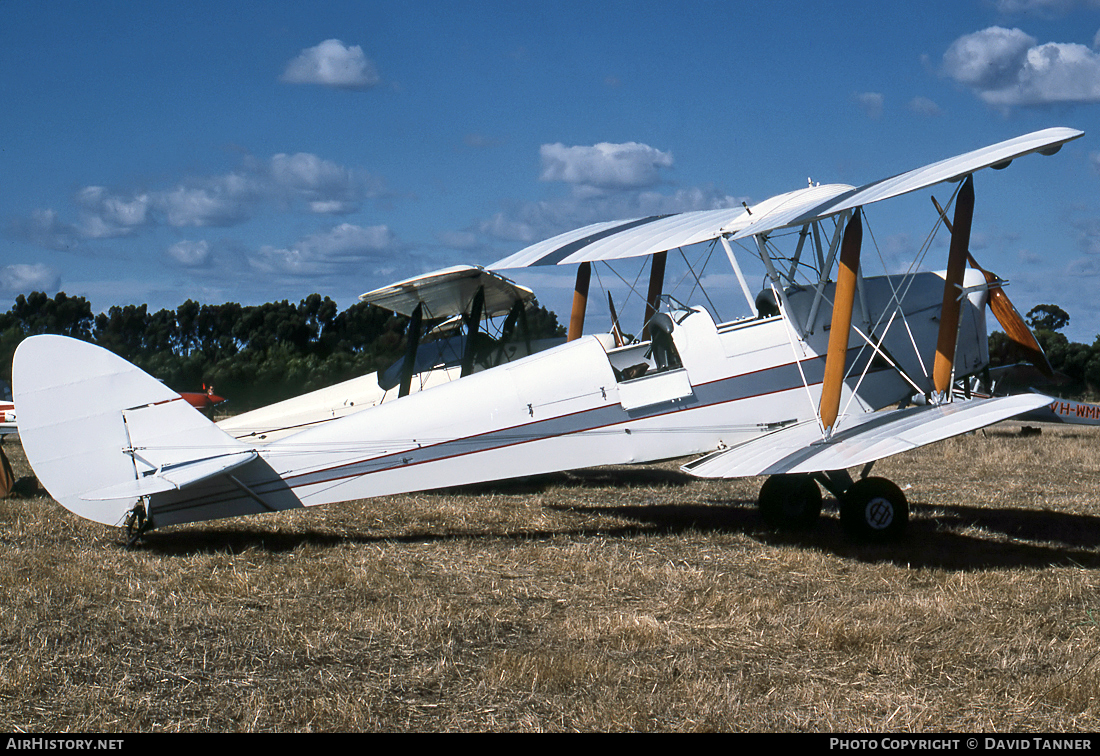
left=682, top=394, right=1051, bottom=479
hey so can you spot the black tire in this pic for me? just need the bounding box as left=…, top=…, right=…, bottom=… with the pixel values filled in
left=840, top=477, right=908, bottom=541
left=758, top=474, right=822, bottom=530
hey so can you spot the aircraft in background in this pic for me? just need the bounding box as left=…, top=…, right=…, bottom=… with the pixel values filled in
left=0, top=407, right=14, bottom=437
left=10, top=127, right=1083, bottom=543
left=0, top=385, right=19, bottom=498
left=216, top=265, right=563, bottom=444
left=964, top=364, right=1100, bottom=427
left=1026, top=396, right=1100, bottom=426
left=180, top=386, right=226, bottom=414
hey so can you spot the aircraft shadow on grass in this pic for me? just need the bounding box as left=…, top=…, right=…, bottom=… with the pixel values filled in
left=135, top=477, right=1100, bottom=572
left=560, top=496, right=1100, bottom=571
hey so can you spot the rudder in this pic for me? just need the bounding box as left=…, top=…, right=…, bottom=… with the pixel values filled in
left=13, top=335, right=253, bottom=527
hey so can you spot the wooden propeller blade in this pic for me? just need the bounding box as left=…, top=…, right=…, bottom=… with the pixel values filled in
left=932, top=175, right=974, bottom=395
left=931, top=195, right=1053, bottom=379
left=820, top=210, right=862, bottom=434
left=986, top=288, right=1054, bottom=378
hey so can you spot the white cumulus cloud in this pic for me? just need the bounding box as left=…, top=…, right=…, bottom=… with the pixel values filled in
left=281, top=39, right=380, bottom=90
left=853, top=92, right=884, bottom=119
left=75, top=186, right=152, bottom=238
left=249, top=223, right=398, bottom=277
left=165, top=239, right=212, bottom=267
left=268, top=152, right=362, bottom=214
left=0, top=264, right=60, bottom=294
left=14, top=150, right=380, bottom=251
left=943, top=26, right=1100, bottom=106
left=10, top=209, right=78, bottom=250
left=994, top=0, right=1100, bottom=15
left=539, top=142, right=674, bottom=192
left=154, top=183, right=252, bottom=228
left=467, top=141, right=744, bottom=251
left=907, top=96, right=943, bottom=117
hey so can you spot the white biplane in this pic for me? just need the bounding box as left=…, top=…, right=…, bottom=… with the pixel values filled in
left=11, top=127, right=1083, bottom=542
left=216, top=264, right=561, bottom=444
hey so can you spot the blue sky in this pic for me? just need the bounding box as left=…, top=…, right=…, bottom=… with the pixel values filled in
left=2, top=0, right=1099, bottom=341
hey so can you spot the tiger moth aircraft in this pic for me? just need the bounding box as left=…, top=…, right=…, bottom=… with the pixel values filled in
left=11, top=127, right=1083, bottom=543
left=216, top=264, right=561, bottom=444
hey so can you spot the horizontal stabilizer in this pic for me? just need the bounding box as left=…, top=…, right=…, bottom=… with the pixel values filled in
left=81, top=450, right=257, bottom=501
left=683, top=394, right=1052, bottom=479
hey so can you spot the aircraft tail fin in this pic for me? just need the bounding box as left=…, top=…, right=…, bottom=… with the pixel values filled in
left=13, top=335, right=255, bottom=526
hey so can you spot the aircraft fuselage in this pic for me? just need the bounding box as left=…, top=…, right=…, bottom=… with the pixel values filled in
left=144, top=269, right=988, bottom=528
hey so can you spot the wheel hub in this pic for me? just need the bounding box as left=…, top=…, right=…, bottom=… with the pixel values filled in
left=864, top=497, right=894, bottom=530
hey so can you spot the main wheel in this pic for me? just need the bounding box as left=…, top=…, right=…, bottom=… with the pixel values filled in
left=758, top=474, right=822, bottom=530
left=840, top=477, right=908, bottom=541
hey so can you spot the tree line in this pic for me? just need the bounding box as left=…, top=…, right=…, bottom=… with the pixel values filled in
left=0, top=291, right=563, bottom=411
left=1, top=292, right=1095, bottom=410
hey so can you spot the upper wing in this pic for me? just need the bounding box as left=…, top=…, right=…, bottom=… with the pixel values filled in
left=488, top=185, right=851, bottom=269
left=360, top=264, right=534, bottom=319
left=681, top=394, right=1051, bottom=479
left=489, top=127, right=1083, bottom=270
left=727, top=127, right=1083, bottom=241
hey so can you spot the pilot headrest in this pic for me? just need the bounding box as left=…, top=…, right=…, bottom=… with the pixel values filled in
left=755, top=289, right=780, bottom=318
left=650, top=312, right=674, bottom=334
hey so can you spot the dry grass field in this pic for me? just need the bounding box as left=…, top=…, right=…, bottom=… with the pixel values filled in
left=0, top=422, right=1098, bottom=732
